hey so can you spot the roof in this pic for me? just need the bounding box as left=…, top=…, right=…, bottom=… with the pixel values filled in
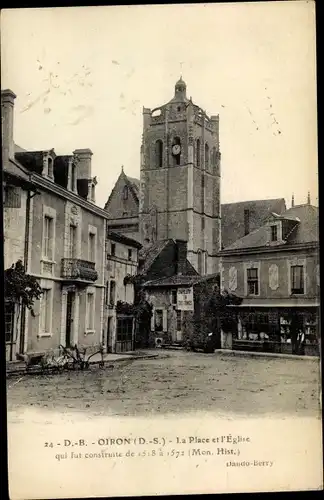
left=143, top=273, right=219, bottom=288
left=138, top=239, right=170, bottom=274
left=221, top=198, right=286, bottom=249
left=107, top=231, right=142, bottom=249
left=4, top=158, right=36, bottom=189
left=222, top=204, right=319, bottom=252
left=126, top=176, right=140, bottom=195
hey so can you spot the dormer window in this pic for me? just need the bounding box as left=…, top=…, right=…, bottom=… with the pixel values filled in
left=48, top=157, right=54, bottom=179
left=123, top=186, right=128, bottom=200
left=270, top=225, right=278, bottom=242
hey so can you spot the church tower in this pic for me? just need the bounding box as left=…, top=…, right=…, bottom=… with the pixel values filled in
left=139, top=78, right=221, bottom=275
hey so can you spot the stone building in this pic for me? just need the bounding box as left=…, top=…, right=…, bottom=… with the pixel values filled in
left=2, top=89, right=38, bottom=361
left=105, top=78, right=222, bottom=275
left=219, top=199, right=320, bottom=355
left=104, top=80, right=286, bottom=276
left=104, top=231, right=142, bottom=353
left=3, top=89, right=109, bottom=360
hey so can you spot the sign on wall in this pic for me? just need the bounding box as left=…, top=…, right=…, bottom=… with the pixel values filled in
left=177, top=287, right=194, bottom=311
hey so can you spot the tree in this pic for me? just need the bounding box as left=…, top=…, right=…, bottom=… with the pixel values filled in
left=4, top=260, right=42, bottom=317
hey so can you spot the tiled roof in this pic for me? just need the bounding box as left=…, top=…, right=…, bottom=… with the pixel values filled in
left=143, top=272, right=219, bottom=288
left=223, top=204, right=319, bottom=251
left=138, top=240, right=170, bottom=274
left=221, top=198, right=286, bottom=249
left=107, top=231, right=142, bottom=249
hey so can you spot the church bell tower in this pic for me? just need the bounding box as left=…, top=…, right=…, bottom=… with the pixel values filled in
left=139, top=78, right=221, bottom=275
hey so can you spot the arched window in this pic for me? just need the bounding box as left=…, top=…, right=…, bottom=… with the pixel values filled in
left=205, top=143, right=209, bottom=169
left=123, top=185, right=128, bottom=200
left=196, top=139, right=201, bottom=167
left=155, top=139, right=163, bottom=168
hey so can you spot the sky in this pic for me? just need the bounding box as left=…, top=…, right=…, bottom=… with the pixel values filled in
left=1, top=2, right=318, bottom=209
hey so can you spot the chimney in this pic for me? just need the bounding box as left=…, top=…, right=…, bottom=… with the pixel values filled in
left=244, top=208, right=250, bottom=236
left=291, top=193, right=295, bottom=207
left=73, top=148, right=93, bottom=199
left=307, top=191, right=311, bottom=205
left=1, top=89, right=17, bottom=162
left=175, top=239, right=187, bottom=275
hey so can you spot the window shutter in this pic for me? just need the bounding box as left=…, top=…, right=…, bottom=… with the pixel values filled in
left=151, top=308, right=155, bottom=331
left=162, top=309, right=168, bottom=332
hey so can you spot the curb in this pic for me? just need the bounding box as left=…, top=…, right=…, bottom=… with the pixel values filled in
left=215, top=349, right=320, bottom=361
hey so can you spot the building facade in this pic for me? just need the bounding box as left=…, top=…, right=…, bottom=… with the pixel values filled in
left=104, top=231, right=142, bottom=353
left=3, top=89, right=109, bottom=360
left=219, top=202, right=320, bottom=355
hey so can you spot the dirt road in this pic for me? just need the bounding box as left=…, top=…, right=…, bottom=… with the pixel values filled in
left=6, top=350, right=321, bottom=418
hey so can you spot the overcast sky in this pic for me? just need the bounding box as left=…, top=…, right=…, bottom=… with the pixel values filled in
left=1, top=2, right=317, bottom=209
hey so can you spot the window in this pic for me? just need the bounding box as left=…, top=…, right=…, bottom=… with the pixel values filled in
left=43, top=216, right=53, bottom=259
left=155, top=139, right=163, bottom=168
left=40, top=288, right=51, bottom=333
left=128, top=249, right=132, bottom=261
left=171, top=289, right=177, bottom=305
left=88, top=232, right=96, bottom=262
left=205, top=143, right=209, bottom=169
left=123, top=186, right=128, bottom=200
left=5, top=302, right=15, bottom=343
left=270, top=225, right=278, bottom=242
left=204, top=252, right=208, bottom=274
left=176, top=310, right=182, bottom=331
left=196, top=139, right=201, bottom=167
left=86, top=293, right=95, bottom=331
left=109, top=280, right=116, bottom=306
left=69, top=225, right=77, bottom=259
left=155, top=310, right=163, bottom=332
left=202, top=217, right=205, bottom=231
left=48, top=158, right=53, bottom=178
left=291, top=265, right=304, bottom=294
left=247, top=268, right=259, bottom=295
left=111, top=243, right=116, bottom=256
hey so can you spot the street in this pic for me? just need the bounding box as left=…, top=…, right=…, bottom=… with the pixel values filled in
left=6, top=350, right=321, bottom=419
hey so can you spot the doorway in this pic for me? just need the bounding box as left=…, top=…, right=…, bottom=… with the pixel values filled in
left=65, top=291, right=75, bottom=347
left=5, top=301, right=16, bottom=361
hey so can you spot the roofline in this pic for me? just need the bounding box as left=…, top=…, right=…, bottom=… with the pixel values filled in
left=143, top=272, right=219, bottom=288
left=30, top=172, right=110, bottom=219
left=221, top=197, right=286, bottom=207
left=219, top=241, right=319, bottom=256
left=107, top=231, right=142, bottom=249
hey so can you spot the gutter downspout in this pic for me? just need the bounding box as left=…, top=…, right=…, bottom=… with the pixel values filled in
left=19, top=188, right=39, bottom=354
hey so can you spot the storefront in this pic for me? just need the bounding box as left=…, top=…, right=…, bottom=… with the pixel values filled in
left=230, top=305, right=320, bottom=356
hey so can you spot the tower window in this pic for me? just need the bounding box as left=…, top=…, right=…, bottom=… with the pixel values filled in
left=196, top=139, right=201, bottom=167
left=155, top=139, right=163, bottom=168
left=48, top=157, right=53, bottom=178
left=123, top=186, right=128, bottom=200
left=205, top=143, right=209, bottom=169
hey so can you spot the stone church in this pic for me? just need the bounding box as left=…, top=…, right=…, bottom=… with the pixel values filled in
left=105, top=78, right=286, bottom=276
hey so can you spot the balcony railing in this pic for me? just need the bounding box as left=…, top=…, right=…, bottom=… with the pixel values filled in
left=61, top=258, right=98, bottom=282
